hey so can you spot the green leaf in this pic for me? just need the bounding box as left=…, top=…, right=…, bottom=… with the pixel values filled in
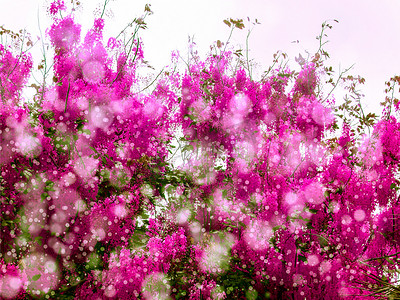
left=298, top=255, right=307, bottom=262
left=89, top=146, right=98, bottom=154
left=318, top=236, right=329, bottom=247
left=41, top=192, right=48, bottom=202
left=144, top=4, right=152, bottom=13
left=203, top=87, right=211, bottom=96
left=335, top=187, right=343, bottom=195
left=223, top=19, right=231, bottom=27
left=385, top=257, right=395, bottom=264
left=231, top=18, right=245, bottom=29
left=185, top=114, right=195, bottom=121
left=182, top=144, right=194, bottom=152
left=34, top=236, right=43, bottom=246
left=272, top=225, right=280, bottom=232
left=32, top=274, right=41, bottom=281
left=306, top=222, right=314, bottom=230
left=1, top=220, right=13, bottom=226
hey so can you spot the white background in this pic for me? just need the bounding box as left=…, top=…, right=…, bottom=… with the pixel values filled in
left=0, top=0, right=399, bottom=116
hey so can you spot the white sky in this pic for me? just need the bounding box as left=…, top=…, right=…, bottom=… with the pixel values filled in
left=0, top=0, right=399, bottom=116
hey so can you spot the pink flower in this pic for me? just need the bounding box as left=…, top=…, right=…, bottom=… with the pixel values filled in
left=49, top=0, right=66, bottom=16
left=48, top=17, right=81, bottom=50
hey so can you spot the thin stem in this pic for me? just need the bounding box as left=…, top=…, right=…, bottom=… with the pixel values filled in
left=322, top=64, right=354, bottom=103
left=64, top=81, right=70, bottom=113
left=111, top=36, right=140, bottom=85
left=135, top=67, right=165, bottom=95
left=364, top=251, right=400, bottom=262
left=100, top=0, right=110, bottom=19
left=245, top=27, right=253, bottom=80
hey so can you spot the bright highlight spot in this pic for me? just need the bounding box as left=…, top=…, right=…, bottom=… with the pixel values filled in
left=83, top=60, right=105, bottom=84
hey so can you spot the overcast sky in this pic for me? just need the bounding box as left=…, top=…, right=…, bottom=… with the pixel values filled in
left=1, top=0, right=399, bottom=116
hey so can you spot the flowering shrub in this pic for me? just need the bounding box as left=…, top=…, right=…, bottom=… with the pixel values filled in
left=1, top=2, right=400, bottom=299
